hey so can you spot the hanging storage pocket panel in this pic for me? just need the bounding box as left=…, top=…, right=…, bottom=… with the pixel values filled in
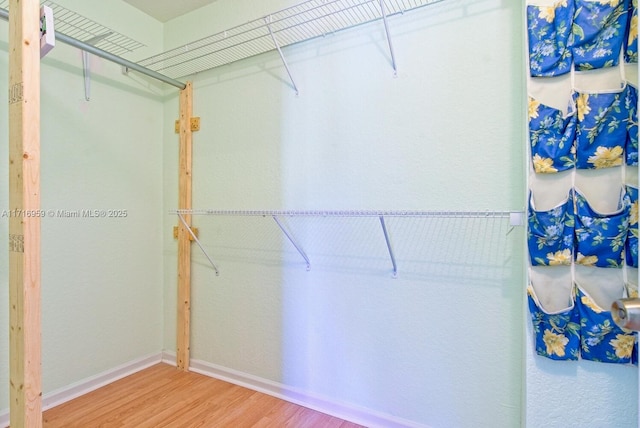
left=528, top=190, right=575, bottom=265
left=575, top=86, right=629, bottom=169
left=575, top=188, right=630, bottom=267
left=529, top=95, right=577, bottom=173
left=528, top=268, right=581, bottom=360
left=528, top=0, right=575, bottom=77
left=572, top=0, right=630, bottom=71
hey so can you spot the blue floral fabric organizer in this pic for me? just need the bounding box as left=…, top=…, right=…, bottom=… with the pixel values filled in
left=528, top=279, right=638, bottom=363
left=528, top=191, right=575, bottom=265
left=528, top=85, right=638, bottom=172
left=575, top=86, right=629, bottom=170
left=577, top=285, right=636, bottom=363
left=529, top=96, right=577, bottom=173
left=527, top=284, right=581, bottom=360
left=526, top=0, right=638, bottom=365
left=528, top=0, right=636, bottom=75
left=573, top=0, right=630, bottom=71
left=574, top=188, right=630, bottom=268
left=527, top=0, right=574, bottom=77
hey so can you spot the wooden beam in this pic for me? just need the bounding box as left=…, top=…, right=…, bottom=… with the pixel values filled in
left=177, top=81, right=193, bottom=371
left=8, top=0, right=42, bottom=426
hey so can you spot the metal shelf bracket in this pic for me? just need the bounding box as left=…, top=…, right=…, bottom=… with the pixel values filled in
left=81, top=33, right=113, bottom=101
left=265, top=15, right=299, bottom=95
left=177, top=212, right=220, bottom=276
left=273, top=215, right=311, bottom=270
left=379, top=216, right=398, bottom=278
left=379, top=0, right=398, bottom=76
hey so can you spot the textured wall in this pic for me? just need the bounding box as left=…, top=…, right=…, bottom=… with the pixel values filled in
left=163, top=0, right=526, bottom=426
left=0, top=0, right=165, bottom=411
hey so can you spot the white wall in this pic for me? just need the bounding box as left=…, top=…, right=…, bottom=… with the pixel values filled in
left=163, top=0, right=526, bottom=426
left=0, top=0, right=165, bottom=412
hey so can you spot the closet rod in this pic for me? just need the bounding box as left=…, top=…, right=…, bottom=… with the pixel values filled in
left=0, top=7, right=187, bottom=90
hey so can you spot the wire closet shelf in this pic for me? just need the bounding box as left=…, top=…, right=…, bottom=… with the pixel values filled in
left=173, top=209, right=522, bottom=278
left=174, top=209, right=515, bottom=218
left=138, top=0, right=444, bottom=79
left=0, top=0, right=145, bottom=56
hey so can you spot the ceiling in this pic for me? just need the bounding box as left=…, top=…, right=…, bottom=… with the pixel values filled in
left=122, top=0, right=218, bottom=22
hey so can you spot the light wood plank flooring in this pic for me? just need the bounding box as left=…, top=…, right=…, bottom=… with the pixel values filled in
left=42, top=363, right=365, bottom=427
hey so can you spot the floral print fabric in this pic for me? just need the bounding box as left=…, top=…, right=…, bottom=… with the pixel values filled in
left=528, top=86, right=638, bottom=172
left=528, top=0, right=635, bottom=74
left=529, top=96, right=577, bottom=173
left=626, top=84, right=638, bottom=165
left=575, top=87, right=629, bottom=169
left=572, top=0, right=630, bottom=71
left=528, top=285, right=581, bottom=360
left=626, top=185, right=639, bottom=267
left=577, top=286, right=636, bottom=363
left=528, top=1, right=574, bottom=76
left=526, top=0, right=638, bottom=366
left=574, top=189, right=630, bottom=267
left=527, top=190, right=637, bottom=268
left=625, top=0, right=638, bottom=62
left=527, top=282, right=638, bottom=363
left=528, top=191, right=575, bottom=265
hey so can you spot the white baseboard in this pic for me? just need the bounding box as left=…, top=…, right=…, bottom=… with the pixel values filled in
left=1, top=352, right=429, bottom=428
left=162, top=351, right=430, bottom=428
left=0, top=352, right=163, bottom=428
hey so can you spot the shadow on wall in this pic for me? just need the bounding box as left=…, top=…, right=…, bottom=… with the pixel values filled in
left=190, top=215, right=515, bottom=283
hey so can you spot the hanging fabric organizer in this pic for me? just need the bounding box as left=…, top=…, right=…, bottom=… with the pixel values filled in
left=526, top=0, right=639, bottom=364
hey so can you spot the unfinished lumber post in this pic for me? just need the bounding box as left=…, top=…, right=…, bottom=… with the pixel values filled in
left=8, top=0, right=42, bottom=426
left=177, top=81, right=193, bottom=371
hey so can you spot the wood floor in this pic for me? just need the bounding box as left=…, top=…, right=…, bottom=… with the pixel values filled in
left=42, top=363, right=364, bottom=427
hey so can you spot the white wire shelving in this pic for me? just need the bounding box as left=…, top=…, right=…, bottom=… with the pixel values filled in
left=0, top=0, right=145, bottom=56
left=138, top=0, right=445, bottom=80
left=176, top=209, right=516, bottom=218
left=174, top=209, right=524, bottom=278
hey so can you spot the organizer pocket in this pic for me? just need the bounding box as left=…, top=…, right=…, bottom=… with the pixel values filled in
left=527, top=0, right=574, bottom=76
left=572, top=0, right=630, bottom=71
left=528, top=268, right=581, bottom=360
left=575, top=86, right=629, bottom=169
left=529, top=95, right=577, bottom=173
left=576, top=267, right=636, bottom=363
left=528, top=190, right=575, bottom=265
left=575, top=188, right=630, bottom=267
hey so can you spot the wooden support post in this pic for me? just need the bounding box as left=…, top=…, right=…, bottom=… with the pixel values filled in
left=8, top=0, right=42, bottom=426
left=177, top=82, right=193, bottom=371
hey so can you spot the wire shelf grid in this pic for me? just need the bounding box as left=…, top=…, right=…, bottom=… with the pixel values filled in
left=173, top=209, right=516, bottom=218
left=0, top=0, right=145, bottom=56
left=138, top=0, right=444, bottom=78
